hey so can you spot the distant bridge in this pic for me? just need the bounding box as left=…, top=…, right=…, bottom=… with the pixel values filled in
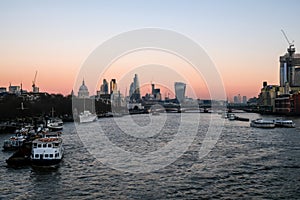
left=143, top=101, right=252, bottom=113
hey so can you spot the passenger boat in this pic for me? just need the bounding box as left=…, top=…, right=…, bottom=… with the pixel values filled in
left=2, top=124, right=45, bottom=151
left=2, top=134, right=27, bottom=151
left=79, top=110, right=97, bottom=123
left=274, top=119, right=295, bottom=128
left=250, top=119, right=275, bottom=128
left=47, top=118, right=63, bottom=131
left=31, top=132, right=64, bottom=167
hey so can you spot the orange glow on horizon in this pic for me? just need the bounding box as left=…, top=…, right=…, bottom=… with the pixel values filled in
left=0, top=46, right=279, bottom=100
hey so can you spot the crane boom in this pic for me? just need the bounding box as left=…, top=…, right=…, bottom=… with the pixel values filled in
left=281, top=29, right=294, bottom=47
left=32, top=71, right=37, bottom=86
left=32, top=70, right=39, bottom=92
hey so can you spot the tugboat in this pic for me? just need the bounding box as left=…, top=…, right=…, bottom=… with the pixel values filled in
left=31, top=132, right=64, bottom=167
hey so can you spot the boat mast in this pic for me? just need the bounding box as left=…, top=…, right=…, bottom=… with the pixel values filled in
left=83, top=97, right=85, bottom=111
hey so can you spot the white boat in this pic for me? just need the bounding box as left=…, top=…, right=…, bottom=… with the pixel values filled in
left=79, top=110, right=97, bottom=123
left=228, top=113, right=236, bottom=120
left=250, top=119, right=275, bottom=128
left=78, top=96, right=97, bottom=123
left=2, top=134, right=27, bottom=151
left=47, top=118, right=63, bottom=131
left=31, top=132, right=64, bottom=167
left=274, top=119, right=295, bottom=128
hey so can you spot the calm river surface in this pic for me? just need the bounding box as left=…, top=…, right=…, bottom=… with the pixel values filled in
left=0, top=112, right=299, bottom=199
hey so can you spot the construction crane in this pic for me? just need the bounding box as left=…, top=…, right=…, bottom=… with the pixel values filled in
left=281, top=29, right=295, bottom=55
left=281, top=29, right=294, bottom=47
left=32, top=70, right=39, bottom=93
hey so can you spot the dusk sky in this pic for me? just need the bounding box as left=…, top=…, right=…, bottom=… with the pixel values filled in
left=1, top=0, right=300, bottom=100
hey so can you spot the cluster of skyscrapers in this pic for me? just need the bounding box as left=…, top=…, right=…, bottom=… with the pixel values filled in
left=97, top=79, right=117, bottom=95
left=233, top=94, right=247, bottom=104
left=76, top=73, right=188, bottom=105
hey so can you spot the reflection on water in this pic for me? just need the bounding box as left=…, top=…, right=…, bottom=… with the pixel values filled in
left=0, top=113, right=300, bottom=199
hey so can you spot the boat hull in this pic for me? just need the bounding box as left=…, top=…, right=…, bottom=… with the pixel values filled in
left=48, top=126, right=63, bottom=131
left=31, top=159, right=62, bottom=167
left=79, top=116, right=97, bottom=123
left=274, top=120, right=295, bottom=128
left=275, top=124, right=295, bottom=128
left=235, top=117, right=249, bottom=122
left=6, top=157, right=30, bottom=167
left=250, top=122, right=275, bottom=128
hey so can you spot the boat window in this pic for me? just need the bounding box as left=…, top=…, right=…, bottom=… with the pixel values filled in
left=35, top=154, right=39, bottom=158
left=55, top=153, right=58, bottom=157
left=33, top=143, right=37, bottom=148
left=49, top=154, right=53, bottom=158
left=43, top=144, right=47, bottom=148
left=48, top=144, right=52, bottom=148
left=54, top=143, right=59, bottom=147
left=45, top=154, right=48, bottom=158
left=38, top=144, right=42, bottom=148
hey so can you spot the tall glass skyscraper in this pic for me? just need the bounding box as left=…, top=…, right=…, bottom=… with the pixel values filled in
left=129, top=74, right=141, bottom=101
left=174, top=82, right=186, bottom=103
left=110, top=79, right=117, bottom=94
left=100, top=79, right=109, bottom=94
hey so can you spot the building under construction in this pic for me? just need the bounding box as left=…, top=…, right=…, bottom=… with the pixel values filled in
left=258, top=30, right=300, bottom=115
left=279, top=30, right=300, bottom=88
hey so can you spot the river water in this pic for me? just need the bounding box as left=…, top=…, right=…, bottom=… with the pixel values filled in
left=0, top=112, right=299, bottom=199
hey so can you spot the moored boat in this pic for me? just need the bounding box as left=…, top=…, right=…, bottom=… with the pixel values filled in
left=79, top=110, right=97, bottom=123
left=250, top=119, right=275, bottom=128
left=2, top=134, right=27, bottom=151
left=47, top=118, right=63, bottom=131
left=234, top=116, right=250, bottom=122
left=274, top=119, right=295, bottom=128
